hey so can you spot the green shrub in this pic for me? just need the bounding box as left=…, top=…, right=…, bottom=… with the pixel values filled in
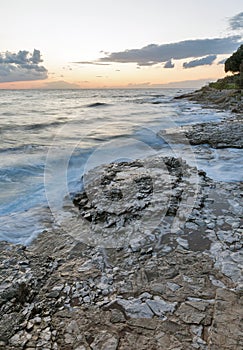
left=208, top=74, right=240, bottom=90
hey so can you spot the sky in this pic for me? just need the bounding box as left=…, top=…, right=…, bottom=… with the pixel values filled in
left=0, top=0, right=242, bottom=89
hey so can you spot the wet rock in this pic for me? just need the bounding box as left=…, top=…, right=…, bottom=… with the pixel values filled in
left=185, top=119, right=243, bottom=148
left=72, top=156, right=200, bottom=247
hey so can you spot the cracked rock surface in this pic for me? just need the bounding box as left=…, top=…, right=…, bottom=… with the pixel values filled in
left=0, top=155, right=242, bottom=349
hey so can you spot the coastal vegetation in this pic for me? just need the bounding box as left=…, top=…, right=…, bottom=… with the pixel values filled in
left=176, top=45, right=243, bottom=112
left=208, top=73, right=241, bottom=90
left=225, top=44, right=243, bottom=75
left=209, top=44, right=243, bottom=90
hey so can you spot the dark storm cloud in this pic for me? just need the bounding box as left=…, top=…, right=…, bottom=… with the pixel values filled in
left=0, top=49, right=48, bottom=83
left=164, top=59, right=174, bottom=68
left=183, top=55, right=217, bottom=69
left=98, top=36, right=241, bottom=66
left=229, top=12, right=243, bottom=31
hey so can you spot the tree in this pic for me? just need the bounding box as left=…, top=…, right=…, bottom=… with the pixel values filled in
left=225, top=45, right=243, bottom=73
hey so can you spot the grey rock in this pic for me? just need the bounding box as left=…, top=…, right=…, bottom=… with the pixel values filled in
left=175, top=303, right=206, bottom=324
left=110, top=309, right=126, bottom=323
left=209, top=275, right=226, bottom=288
left=185, top=222, right=198, bottom=230
left=191, top=325, right=203, bottom=337
left=167, top=282, right=181, bottom=291
left=33, top=316, right=42, bottom=324
left=64, top=333, right=73, bottom=344
left=47, top=290, right=60, bottom=298
left=146, top=298, right=177, bottom=317
left=176, top=237, right=189, bottom=249
left=83, top=296, right=91, bottom=303
left=221, top=262, right=242, bottom=282
left=107, top=298, right=154, bottom=319
left=150, top=283, right=166, bottom=294
left=139, top=292, right=152, bottom=300
left=90, top=332, right=118, bottom=350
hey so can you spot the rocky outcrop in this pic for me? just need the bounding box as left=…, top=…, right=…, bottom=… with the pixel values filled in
left=185, top=118, right=243, bottom=148
left=159, top=115, right=243, bottom=149
left=0, top=155, right=242, bottom=349
left=175, top=86, right=242, bottom=113
left=71, top=157, right=201, bottom=247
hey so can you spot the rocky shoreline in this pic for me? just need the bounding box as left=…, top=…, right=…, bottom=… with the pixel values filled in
left=175, top=86, right=242, bottom=113
left=159, top=114, right=243, bottom=149
left=0, top=92, right=242, bottom=349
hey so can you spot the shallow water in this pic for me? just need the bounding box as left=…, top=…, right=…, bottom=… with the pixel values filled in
left=0, top=88, right=241, bottom=244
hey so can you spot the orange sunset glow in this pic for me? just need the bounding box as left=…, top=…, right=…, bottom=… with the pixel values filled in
left=0, top=1, right=242, bottom=89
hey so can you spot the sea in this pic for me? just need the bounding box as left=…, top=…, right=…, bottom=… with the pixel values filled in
left=0, top=88, right=242, bottom=245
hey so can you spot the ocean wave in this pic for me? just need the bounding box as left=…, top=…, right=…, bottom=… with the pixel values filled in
left=24, top=120, right=64, bottom=130
left=0, top=205, right=53, bottom=245
left=86, top=102, right=111, bottom=108
left=149, top=94, right=166, bottom=98
left=0, top=164, right=44, bottom=182
left=1, top=88, right=238, bottom=246
left=0, top=120, right=65, bottom=133
left=1, top=112, right=17, bottom=116
left=126, top=96, right=170, bottom=105
left=0, top=144, right=47, bottom=154
left=150, top=100, right=165, bottom=104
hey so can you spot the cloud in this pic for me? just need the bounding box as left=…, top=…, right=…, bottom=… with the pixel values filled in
left=31, top=49, right=43, bottom=64
left=98, top=36, right=241, bottom=66
left=218, top=58, right=227, bottom=65
left=229, top=12, right=243, bottom=31
left=183, top=55, right=217, bottom=69
left=164, top=59, right=174, bottom=68
left=72, top=61, right=111, bottom=66
left=62, top=65, right=73, bottom=71
left=0, top=49, right=48, bottom=83
left=42, top=80, right=80, bottom=89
